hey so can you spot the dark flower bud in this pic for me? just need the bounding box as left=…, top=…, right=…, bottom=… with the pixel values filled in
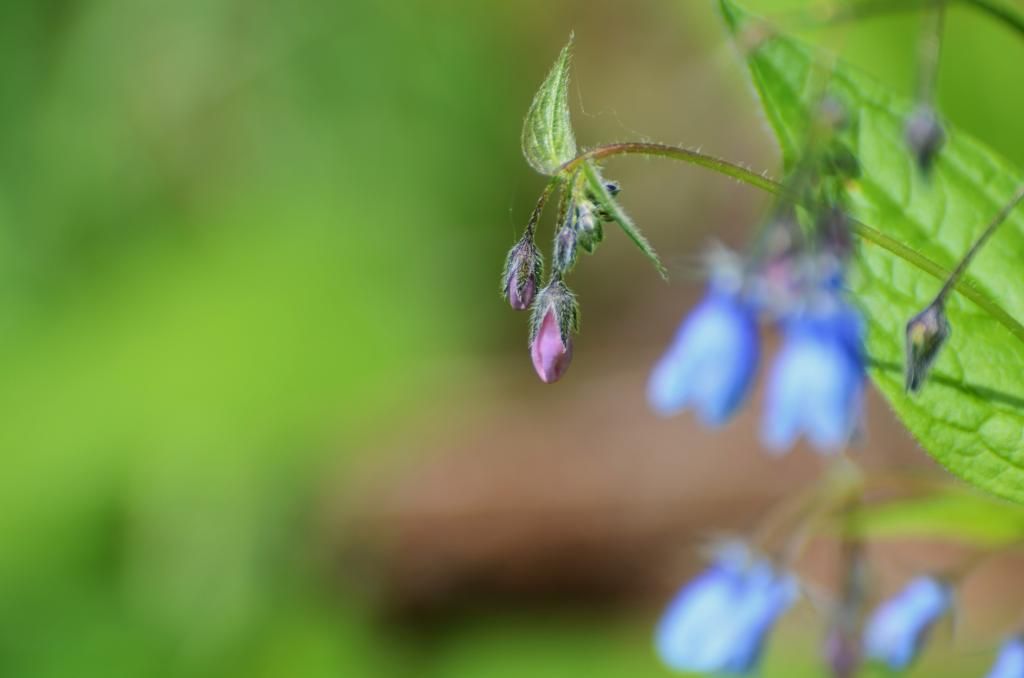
left=905, top=105, right=945, bottom=173
left=554, top=225, right=578, bottom=274
left=501, top=233, right=542, bottom=311
left=529, top=280, right=579, bottom=384
left=603, top=180, right=621, bottom=197
left=905, top=300, right=950, bottom=393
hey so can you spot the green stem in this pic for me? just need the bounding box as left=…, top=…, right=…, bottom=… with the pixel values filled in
left=524, top=176, right=561, bottom=241
left=563, top=143, right=777, bottom=192
left=802, top=0, right=1024, bottom=40
left=567, top=142, right=1024, bottom=347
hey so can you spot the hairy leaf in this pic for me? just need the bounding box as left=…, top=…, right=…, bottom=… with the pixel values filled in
left=581, top=162, right=668, bottom=279
left=522, top=35, right=578, bottom=176
left=721, top=0, right=1024, bottom=504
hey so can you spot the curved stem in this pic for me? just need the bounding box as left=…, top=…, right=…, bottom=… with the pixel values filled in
left=797, top=0, right=1024, bottom=41
left=568, top=142, right=1024, bottom=347
left=562, top=142, right=777, bottom=193
left=525, top=178, right=559, bottom=239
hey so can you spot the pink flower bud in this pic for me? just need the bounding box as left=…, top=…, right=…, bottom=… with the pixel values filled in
left=502, top=234, right=542, bottom=312
left=530, top=306, right=573, bottom=383
left=506, top=272, right=535, bottom=311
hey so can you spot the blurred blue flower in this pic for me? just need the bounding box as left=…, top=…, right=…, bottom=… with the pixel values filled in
left=761, top=304, right=864, bottom=453
left=657, top=543, right=798, bottom=675
left=863, top=576, right=952, bottom=670
left=648, top=286, right=759, bottom=426
left=986, top=637, right=1024, bottom=678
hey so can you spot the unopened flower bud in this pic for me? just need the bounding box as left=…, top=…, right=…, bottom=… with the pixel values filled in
left=501, top=233, right=543, bottom=311
left=529, top=280, right=578, bottom=384
left=603, top=180, right=621, bottom=197
left=575, top=201, right=603, bottom=253
left=905, top=300, right=950, bottom=393
left=576, top=201, right=597, bottom=234
left=905, top=105, right=945, bottom=173
left=554, top=225, right=578, bottom=273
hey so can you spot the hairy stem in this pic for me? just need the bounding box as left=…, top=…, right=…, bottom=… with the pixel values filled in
left=525, top=177, right=560, bottom=239
left=564, top=142, right=1024, bottom=346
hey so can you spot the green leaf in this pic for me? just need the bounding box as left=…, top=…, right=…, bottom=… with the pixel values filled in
left=720, top=0, right=1024, bottom=503
left=846, top=487, right=1024, bottom=548
left=522, top=35, right=578, bottom=176
left=581, top=161, right=668, bottom=279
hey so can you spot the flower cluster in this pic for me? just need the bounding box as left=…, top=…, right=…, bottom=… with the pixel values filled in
left=642, top=92, right=868, bottom=455
left=502, top=167, right=624, bottom=383
left=503, top=14, right=1024, bottom=678
left=656, top=549, right=1024, bottom=676
left=649, top=250, right=865, bottom=454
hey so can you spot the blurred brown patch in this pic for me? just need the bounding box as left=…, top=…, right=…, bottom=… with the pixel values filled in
left=327, top=335, right=948, bottom=622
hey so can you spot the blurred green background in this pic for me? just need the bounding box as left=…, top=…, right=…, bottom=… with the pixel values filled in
left=3, top=0, right=1023, bottom=676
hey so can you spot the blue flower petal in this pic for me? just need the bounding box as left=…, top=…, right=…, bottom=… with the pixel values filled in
left=648, top=288, right=759, bottom=426
left=762, top=305, right=865, bottom=454
left=863, top=576, right=952, bottom=670
left=986, top=637, right=1024, bottom=678
left=657, top=544, right=798, bottom=675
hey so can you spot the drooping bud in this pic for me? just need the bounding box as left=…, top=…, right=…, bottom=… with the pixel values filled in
left=501, top=232, right=543, bottom=311
left=576, top=201, right=596, bottom=233
left=905, top=105, right=945, bottom=173
left=553, top=224, right=578, bottom=274
left=905, top=300, right=950, bottom=394
left=529, top=279, right=578, bottom=384
left=575, top=201, right=603, bottom=253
